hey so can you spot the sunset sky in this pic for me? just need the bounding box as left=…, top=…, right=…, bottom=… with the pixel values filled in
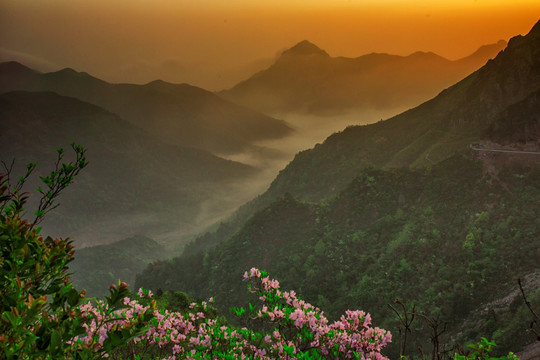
left=1, top=0, right=539, bottom=90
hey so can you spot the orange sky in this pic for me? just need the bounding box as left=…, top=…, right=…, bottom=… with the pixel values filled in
left=0, top=0, right=539, bottom=90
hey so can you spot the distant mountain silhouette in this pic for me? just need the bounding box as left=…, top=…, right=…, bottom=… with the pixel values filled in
left=219, top=40, right=507, bottom=116
left=0, top=91, right=256, bottom=247
left=456, top=40, right=508, bottom=66
left=0, top=62, right=292, bottom=155
left=281, top=40, right=330, bottom=57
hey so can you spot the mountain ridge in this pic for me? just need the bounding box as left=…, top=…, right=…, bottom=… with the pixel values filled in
left=0, top=61, right=293, bottom=155
left=219, top=39, right=508, bottom=116
left=262, top=20, right=538, bottom=201
left=179, top=19, right=540, bottom=263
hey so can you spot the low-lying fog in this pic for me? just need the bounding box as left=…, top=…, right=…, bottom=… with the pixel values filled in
left=37, top=107, right=406, bottom=254
left=221, top=106, right=408, bottom=183
left=150, top=107, right=409, bottom=252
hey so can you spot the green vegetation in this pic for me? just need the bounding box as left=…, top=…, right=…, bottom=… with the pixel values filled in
left=454, top=338, right=518, bottom=360
left=0, top=153, right=393, bottom=359
left=137, top=155, right=540, bottom=358
left=2, top=19, right=539, bottom=360
left=136, top=23, right=540, bottom=357
left=0, top=144, right=152, bottom=359
left=0, top=145, right=88, bottom=358
left=2, top=145, right=537, bottom=360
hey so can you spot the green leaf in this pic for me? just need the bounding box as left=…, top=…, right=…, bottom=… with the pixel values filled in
left=50, top=329, right=61, bottom=352
left=67, top=288, right=81, bottom=307
left=1, top=310, right=18, bottom=327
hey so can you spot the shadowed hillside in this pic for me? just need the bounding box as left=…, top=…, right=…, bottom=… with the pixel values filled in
left=70, top=235, right=168, bottom=297
left=0, top=62, right=292, bottom=155
left=0, top=91, right=257, bottom=248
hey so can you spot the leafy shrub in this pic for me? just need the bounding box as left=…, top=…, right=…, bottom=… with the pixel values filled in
left=454, top=338, right=518, bottom=360
left=0, top=145, right=151, bottom=359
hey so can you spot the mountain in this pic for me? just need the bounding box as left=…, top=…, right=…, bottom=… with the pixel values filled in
left=183, top=20, right=540, bottom=255
left=456, top=40, right=508, bottom=66
left=137, top=155, right=540, bottom=357
left=136, top=20, right=540, bottom=357
left=0, top=90, right=257, bottom=248
left=70, top=235, right=167, bottom=297
left=260, top=21, right=539, bottom=202
left=0, top=62, right=292, bottom=155
left=282, top=40, right=330, bottom=57
left=219, top=40, right=507, bottom=116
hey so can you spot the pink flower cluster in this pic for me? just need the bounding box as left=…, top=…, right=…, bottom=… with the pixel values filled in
left=244, top=268, right=392, bottom=359
left=71, top=289, right=267, bottom=359
left=70, top=269, right=390, bottom=359
left=70, top=295, right=153, bottom=351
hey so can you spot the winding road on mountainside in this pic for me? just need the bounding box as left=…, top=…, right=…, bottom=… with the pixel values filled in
left=470, top=144, right=540, bottom=155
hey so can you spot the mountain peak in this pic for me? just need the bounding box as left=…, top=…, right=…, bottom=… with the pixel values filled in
left=282, top=40, right=329, bottom=57
left=54, top=67, right=86, bottom=76
left=407, top=51, right=445, bottom=59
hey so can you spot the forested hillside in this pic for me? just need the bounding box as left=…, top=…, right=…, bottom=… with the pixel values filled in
left=3, top=2, right=538, bottom=359
left=179, top=19, right=540, bottom=259
left=137, top=154, right=540, bottom=357
left=262, top=20, right=539, bottom=202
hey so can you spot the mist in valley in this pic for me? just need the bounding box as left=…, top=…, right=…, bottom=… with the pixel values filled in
left=221, top=106, right=408, bottom=181
left=40, top=105, right=409, bottom=254
left=59, top=106, right=407, bottom=253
